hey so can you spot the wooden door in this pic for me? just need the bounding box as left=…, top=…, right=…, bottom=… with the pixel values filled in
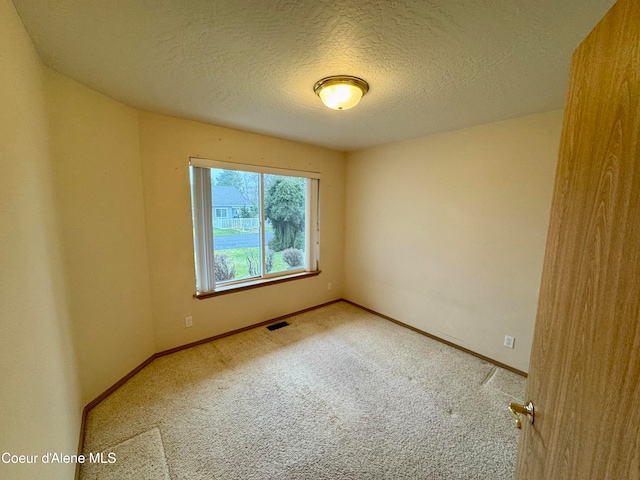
left=515, top=0, right=640, bottom=479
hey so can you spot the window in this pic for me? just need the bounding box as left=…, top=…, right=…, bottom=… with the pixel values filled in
left=189, top=158, right=320, bottom=296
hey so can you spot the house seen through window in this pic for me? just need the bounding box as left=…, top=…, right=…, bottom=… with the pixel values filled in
left=189, top=158, right=320, bottom=294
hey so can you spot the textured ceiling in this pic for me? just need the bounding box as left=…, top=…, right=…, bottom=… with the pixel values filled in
left=13, top=0, right=614, bottom=151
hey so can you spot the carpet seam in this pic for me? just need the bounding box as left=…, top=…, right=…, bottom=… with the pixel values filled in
left=155, top=426, right=172, bottom=480
left=480, top=366, right=498, bottom=386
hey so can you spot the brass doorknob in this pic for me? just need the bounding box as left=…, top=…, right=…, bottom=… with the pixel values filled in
left=509, top=401, right=534, bottom=429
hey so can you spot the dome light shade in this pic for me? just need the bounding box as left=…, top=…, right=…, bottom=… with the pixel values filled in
left=313, top=75, right=369, bottom=110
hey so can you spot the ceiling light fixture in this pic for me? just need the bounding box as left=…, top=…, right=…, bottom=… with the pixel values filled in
left=313, top=75, right=369, bottom=111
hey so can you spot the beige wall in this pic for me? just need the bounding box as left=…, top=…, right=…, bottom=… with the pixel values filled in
left=344, top=111, right=563, bottom=372
left=44, top=70, right=156, bottom=404
left=0, top=1, right=81, bottom=479
left=138, top=112, right=345, bottom=351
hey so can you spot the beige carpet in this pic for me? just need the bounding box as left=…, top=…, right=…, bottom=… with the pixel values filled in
left=80, top=301, right=526, bottom=479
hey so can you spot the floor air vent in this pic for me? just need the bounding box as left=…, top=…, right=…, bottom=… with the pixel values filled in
left=267, top=321, right=289, bottom=331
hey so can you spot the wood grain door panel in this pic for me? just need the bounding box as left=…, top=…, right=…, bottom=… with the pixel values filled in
left=515, top=0, right=640, bottom=478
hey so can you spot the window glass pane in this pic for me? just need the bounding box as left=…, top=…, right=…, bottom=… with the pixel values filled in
left=264, top=174, right=307, bottom=274
left=211, top=168, right=261, bottom=284
left=190, top=159, right=318, bottom=295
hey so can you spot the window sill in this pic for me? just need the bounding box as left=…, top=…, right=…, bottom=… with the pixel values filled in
left=194, top=270, right=321, bottom=299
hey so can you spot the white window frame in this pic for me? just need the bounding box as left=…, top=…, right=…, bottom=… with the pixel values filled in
left=189, top=157, right=320, bottom=295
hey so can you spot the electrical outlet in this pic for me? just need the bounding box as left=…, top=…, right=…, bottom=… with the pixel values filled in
left=185, top=316, right=193, bottom=328
left=504, top=335, right=515, bottom=349
left=327, top=282, right=332, bottom=291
